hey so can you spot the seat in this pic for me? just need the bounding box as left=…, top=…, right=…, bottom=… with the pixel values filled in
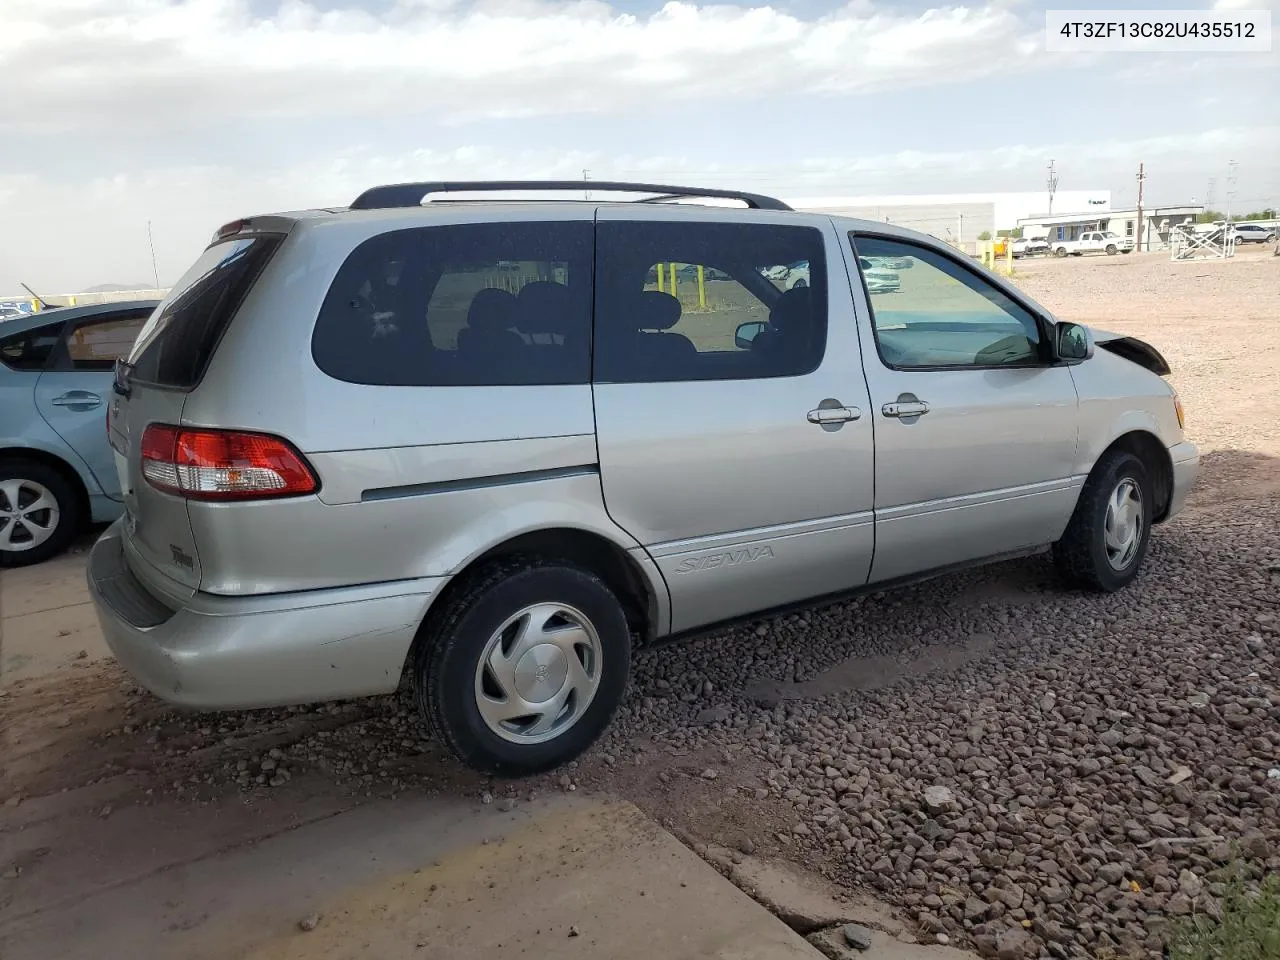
left=457, top=287, right=522, bottom=356
left=630, top=291, right=697, bottom=371
left=750, top=287, right=814, bottom=375
left=515, top=281, right=583, bottom=382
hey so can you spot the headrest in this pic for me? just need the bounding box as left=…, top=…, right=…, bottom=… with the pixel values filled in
left=769, top=287, right=811, bottom=332
left=635, top=290, right=681, bottom=331
left=466, top=288, right=517, bottom=333
left=517, top=281, right=574, bottom=335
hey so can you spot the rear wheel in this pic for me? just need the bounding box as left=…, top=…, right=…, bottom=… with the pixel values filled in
left=1053, top=451, right=1152, bottom=592
left=0, top=460, right=81, bottom=567
left=415, top=557, right=631, bottom=776
left=1054, top=247, right=1068, bottom=258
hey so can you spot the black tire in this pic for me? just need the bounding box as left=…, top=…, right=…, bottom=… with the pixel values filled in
left=792, top=278, right=808, bottom=289
left=1053, top=451, right=1152, bottom=593
left=1054, top=247, right=1068, bottom=258
left=415, top=556, right=631, bottom=776
left=0, top=459, right=82, bottom=567
left=1105, top=244, right=1117, bottom=255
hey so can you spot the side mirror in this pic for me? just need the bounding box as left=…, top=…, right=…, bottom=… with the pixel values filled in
left=1056, top=321, right=1094, bottom=362
left=735, top=321, right=767, bottom=350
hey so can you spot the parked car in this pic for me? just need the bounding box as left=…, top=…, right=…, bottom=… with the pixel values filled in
left=781, top=258, right=898, bottom=293
left=1052, top=231, right=1134, bottom=257
left=1, top=300, right=158, bottom=565
left=88, top=181, right=1197, bottom=777
left=1229, top=223, right=1276, bottom=244
left=1012, top=237, right=1049, bottom=258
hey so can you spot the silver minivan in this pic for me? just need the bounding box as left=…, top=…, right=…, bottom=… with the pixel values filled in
left=88, top=181, right=1198, bottom=774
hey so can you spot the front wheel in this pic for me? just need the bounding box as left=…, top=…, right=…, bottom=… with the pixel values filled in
left=415, top=558, right=631, bottom=776
left=1053, top=451, right=1152, bottom=592
left=1105, top=244, right=1117, bottom=255
left=0, top=461, right=82, bottom=567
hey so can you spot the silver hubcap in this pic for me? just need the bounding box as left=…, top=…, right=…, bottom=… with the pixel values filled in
left=474, top=602, right=603, bottom=745
left=0, top=479, right=60, bottom=552
left=1104, top=478, right=1144, bottom=570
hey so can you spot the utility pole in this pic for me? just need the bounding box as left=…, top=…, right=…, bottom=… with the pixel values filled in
left=1205, top=178, right=1217, bottom=215
left=1225, top=160, right=1238, bottom=224
left=1135, top=162, right=1146, bottom=253
left=583, top=168, right=591, bottom=202
left=1046, top=159, right=1059, bottom=216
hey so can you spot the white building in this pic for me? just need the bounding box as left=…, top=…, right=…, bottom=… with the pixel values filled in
left=789, top=191, right=1111, bottom=248
left=1018, top=205, right=1203, bottom=252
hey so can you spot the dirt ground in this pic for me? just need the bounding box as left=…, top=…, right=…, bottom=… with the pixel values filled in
left=2, top=244, right=1277, bottom=960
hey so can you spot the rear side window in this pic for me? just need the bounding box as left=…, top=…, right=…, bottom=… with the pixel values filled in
left=129, top=235, right=282, bottom=388
left=61, top=313, right=149, bottom=371
left=312, top=221, right=593, bottom=387
left=594, top=221, right=827, bottom=383
left=0, top=321, right=64, bottom=372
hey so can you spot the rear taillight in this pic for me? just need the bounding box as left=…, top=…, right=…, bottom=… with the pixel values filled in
left=140, top=425, right=318, bottom=501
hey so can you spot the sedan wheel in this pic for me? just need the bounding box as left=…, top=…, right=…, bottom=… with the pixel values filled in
left=0, top=461, right=81, bottom=567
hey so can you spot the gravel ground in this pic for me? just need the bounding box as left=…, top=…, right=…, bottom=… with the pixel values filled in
left=3, top=247, right=1277, bottom=959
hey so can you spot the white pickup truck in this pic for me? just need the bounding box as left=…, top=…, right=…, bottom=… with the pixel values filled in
left=1051, top=231, right=1134, bottom=257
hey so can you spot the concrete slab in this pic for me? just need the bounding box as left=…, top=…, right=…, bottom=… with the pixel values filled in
left=2, top=795, right=826, bottom=960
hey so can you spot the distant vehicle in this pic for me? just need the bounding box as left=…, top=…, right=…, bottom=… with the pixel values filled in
left=863, top=255, right=914, bottom=270
left=1230, top=223, right=1276, bottom=244
left=779, top=258, right=898, bottom=294
left=1012, top=237, right=1050, bottom=258
left=1, top=300, right=158, bottom=565
left=1052, top=231, right=1134, bottom=257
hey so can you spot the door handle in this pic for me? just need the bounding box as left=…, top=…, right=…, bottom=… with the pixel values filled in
left=807, top=405, right=861, bottom=425
left=882, top=400, right=930, bottom=418
left=51, top=392, right=102, bottom=409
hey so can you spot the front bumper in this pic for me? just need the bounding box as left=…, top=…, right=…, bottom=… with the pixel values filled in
left=87, top=521, right=441, bottom=710
left=1165, top=440, right=1199, bottom=521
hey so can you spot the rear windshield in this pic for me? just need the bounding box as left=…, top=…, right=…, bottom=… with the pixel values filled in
left=128, top=234, right=282, bottom=388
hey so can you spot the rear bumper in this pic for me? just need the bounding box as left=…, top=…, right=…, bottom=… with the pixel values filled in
left=1164, top=440, right=1199, bottom=521
left=87, top=521, right=441, bottom=710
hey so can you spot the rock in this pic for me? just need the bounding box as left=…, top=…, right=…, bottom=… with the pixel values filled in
left=1187, top=692, right=1211, bottom=709
left=1041, top=886, right=1070, bottom=904
left=739, top=838, right=756, bottom=855
left=965, top=897, right=989, bottom=921
left=4, top=797, right=20, bottom=808
left=481, top=791, right=494, bottom=804
left=496, top=797, right=516, bottom=812
left=997, top=927, right=1033, bottom=960
left=696, top=706, right=732, bottom=725
left=1178, top=869, right=1203, bottom=898
left=701, top=768, right=718, bottom=780
left=923, top=785, right=955, bottom=813
left=1169, top=765, right=1193, bottom=785
left=1097, top=863, right=1127, bottom=884
left=298, top=913, right=320, bottom=932
left=1167, top=892, right=1193, bottom=915
left=1076, top=758, right=1102, bottom=776
left=568, top=925, right=581, bottom=938
left=2, top=867, right=20, bottom=880
left=842, top=923, right=874, bottom=950
left=1098, top=729, right=1123, bottom=748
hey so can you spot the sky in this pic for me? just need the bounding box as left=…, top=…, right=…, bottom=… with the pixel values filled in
left=2, top=0, right=1277, bottom=293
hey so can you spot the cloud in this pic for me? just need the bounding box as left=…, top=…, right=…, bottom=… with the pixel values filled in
left=4, top=126, right=1276, bottom=293
left=1, top=0, right=1051, bottom=131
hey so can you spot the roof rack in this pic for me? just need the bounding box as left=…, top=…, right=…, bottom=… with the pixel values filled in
left=348, top=180, right=793, bottom=212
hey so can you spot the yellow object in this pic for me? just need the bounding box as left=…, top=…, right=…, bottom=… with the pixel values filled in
left=656, top=263, right=665, bottom=293
left=697, top=264, right=706, bottom=308
left=669, top=262, right=678, bottom=299
left=1173, top=392, right=1185, bottom=429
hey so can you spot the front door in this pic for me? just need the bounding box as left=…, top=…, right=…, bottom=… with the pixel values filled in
left=593, top=210, right=875, bottom=633
left=35, top=308, right=151, bottom=499
left=845, top=232, right=1080, bottom=583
